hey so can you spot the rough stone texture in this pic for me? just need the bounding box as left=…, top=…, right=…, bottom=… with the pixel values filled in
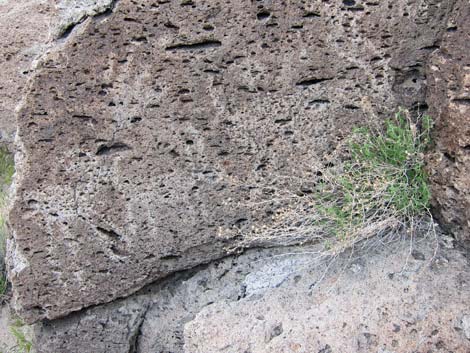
left=8, top=0, right=456, bottom=323
left=0, top=0, right=54, bottom=148
left=54, top=0, right=116, bottom=38
left=0, top=0, right=116, bottom=149
left=426, top=0, right=470, bottom=247
left=34, top=233, right=470, bottom=353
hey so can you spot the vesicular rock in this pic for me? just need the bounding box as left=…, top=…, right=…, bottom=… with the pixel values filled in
left=8, top=0, right=456, bottom=322
left=426, top=0, right=470, bottom=247
left=0, top=0, right=54, bottom=147
left=0, top=0, right=116, bottom=149
left=33, top=233, right=470, bottom=352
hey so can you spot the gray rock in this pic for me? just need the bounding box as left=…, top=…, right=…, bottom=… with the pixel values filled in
left=54, top=0, right=116, bottom=38
left=34, top=297, right=150, bottom=353
left=8, top=0, right=457, bottom=323
left=462, top=315, right=470, bottom=341
left=33, top=232, right=470, bottom=353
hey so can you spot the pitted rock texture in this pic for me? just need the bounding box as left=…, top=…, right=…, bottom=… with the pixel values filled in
left=426, top=0, right=470, bottom=247
left=0, top=0, right=116, bottom=149
left=9, top=0, right=456, bottom=322
left=0, top=0, right=54, bottom=147
left=33, top=233, right=470, bottom=353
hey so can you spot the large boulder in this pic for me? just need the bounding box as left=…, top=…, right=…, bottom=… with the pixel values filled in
left=8, top=0, right=456, bottom=323
left=426, top=0, right=470, bottom=247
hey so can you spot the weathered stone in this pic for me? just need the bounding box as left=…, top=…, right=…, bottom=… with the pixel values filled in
left=54, top=0, right=116, bottom=38
left=0, top=0, right=116, bottom=149
left=462, top=315, right=470, bottom=341
left=33, top=232, right=470, bottom=352
left=0, top=0, right=53, bottom=148
left=8, top=0, right=456, bottom=323
left=426, top=0, right=470, bottom=247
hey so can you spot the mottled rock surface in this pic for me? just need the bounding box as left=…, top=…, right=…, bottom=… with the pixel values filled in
left=34, top=233, right=470, bottom=353
left=0, top=0, right=54, bottom=147
left=426, top=0, right=470, bottom=247
left=0, top=0, right=116, bottom=149
left=8, top=0, right=456, bottom=322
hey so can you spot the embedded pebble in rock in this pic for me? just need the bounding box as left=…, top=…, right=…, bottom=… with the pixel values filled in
left=7, top=0, right=458, bottom=323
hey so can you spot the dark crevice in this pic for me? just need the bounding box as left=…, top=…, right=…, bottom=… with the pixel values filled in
left=128, top=303, right=151, bottom=353
left=161, top=254, right=182, bottom=261
left=56, top=0, right=120, bottom=39
left=303, top=12, right=320, bottom=18
left=347, top=6, right=365, bottom=12
left=97, top=226, right=122, bottom=239
left=94, top=0, right=119, bottom=21
left=165, top=40, right=222, bottom=51
left=420, top=45, right=440, bottom=51
left=452, top=97, right=470, bottom=105
left=96, top=142, right=131, bottom=156
left=443, top=152, right=456, bottom=163
left=256, top=10, right=271, bottom=21
left=72, top=114, right=97, bottom=124
left=296, top=77, right=333, bottom=87
left=58, top=22, right=79, bottom=39
left=274, top=118, right=292, bottom=125
left=309, top=99, right=330, bottom=105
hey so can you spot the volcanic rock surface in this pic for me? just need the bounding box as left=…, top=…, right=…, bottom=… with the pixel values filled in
left=7, top=0, right=458, bottom=323
left=33, top=232, right=470, bottom=353
left=426, top=0, right=470, bottom=247
left=0, top=0, right=115, bottom=148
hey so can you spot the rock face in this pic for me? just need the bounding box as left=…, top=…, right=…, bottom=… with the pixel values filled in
left=0, top=0, right=54, bottom=147
left=8, top=0, right=457, bottom=323
left=34, top=233, right=470, bottom=353
left=426, top=0, right=470, bottom=247
left=0, top=0, right=116, bottom=149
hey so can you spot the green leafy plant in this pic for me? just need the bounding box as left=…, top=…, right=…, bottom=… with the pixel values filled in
left=0, top=146, right=14, bottom=296
left=315, top=110, right=433, bottom=243
left=0, top=147, right=14, bottom=188
left=0, top=273, right=7, bottom=297
left=8, top=319, right=33, bottom=353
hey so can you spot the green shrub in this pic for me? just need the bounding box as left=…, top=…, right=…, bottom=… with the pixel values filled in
left=0, top=147, right=14, bottom=188
left=0, top=319, right=34, bottom=353
left=316, top=110, right=432, bottom=242
left=0, top=146, right=14, bottom=297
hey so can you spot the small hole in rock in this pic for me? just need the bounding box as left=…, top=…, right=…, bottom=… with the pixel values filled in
left=257, top=11, right=270, bottom=20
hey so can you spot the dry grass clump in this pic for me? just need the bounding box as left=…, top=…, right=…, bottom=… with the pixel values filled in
left=314, top=110, right=433, bottom=252
left=241, top=110, right=434, bottom=255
